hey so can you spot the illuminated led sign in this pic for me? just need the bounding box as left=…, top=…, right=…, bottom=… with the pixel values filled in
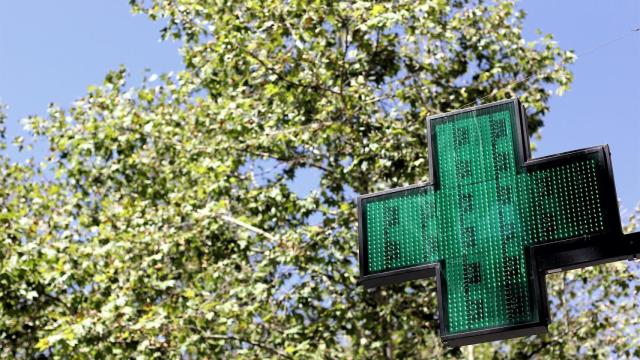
left=357, top=98, right=640, bottom=346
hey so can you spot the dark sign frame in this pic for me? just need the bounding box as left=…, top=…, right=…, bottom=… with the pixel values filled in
left=357, top=98, right=640, bottom=346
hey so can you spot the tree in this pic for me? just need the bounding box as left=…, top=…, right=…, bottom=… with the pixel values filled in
left=1, top=0, right=638, bottom=358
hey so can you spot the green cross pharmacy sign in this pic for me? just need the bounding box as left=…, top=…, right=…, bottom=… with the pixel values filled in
left=357, top=98, right=640, bottom=346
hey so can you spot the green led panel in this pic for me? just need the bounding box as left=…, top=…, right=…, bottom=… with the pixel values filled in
left=360, top=101, right=612, bottom=337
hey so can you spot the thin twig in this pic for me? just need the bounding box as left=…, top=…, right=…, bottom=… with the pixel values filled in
left=241, top=48, right=341, bottom=96
left=43, top=292, right=75, bottom=315
left=195, top=329, right=292, bottom=359
left=218, top=214, right=277, bottom=241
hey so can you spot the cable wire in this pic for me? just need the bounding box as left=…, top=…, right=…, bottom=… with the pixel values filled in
left=455, top=27, right=640, bottom=111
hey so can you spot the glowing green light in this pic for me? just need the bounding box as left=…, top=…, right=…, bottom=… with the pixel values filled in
left=361, top=102, right=607, bottom=334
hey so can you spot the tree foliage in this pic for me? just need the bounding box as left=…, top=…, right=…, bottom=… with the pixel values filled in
left=1, top=0, right=638, bottom=358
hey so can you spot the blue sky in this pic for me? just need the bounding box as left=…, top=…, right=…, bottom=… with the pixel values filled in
left=0, top=1, right=638, bottom=213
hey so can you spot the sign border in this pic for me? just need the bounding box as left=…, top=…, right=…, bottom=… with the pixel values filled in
left=357, top=98, right=638, bottom=346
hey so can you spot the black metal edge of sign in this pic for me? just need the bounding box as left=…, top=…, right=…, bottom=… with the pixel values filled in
left=356, top=97, right=640, bottom=346
left=532, top=231, right=640, bottom=274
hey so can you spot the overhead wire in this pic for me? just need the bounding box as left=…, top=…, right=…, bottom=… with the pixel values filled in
left=455, top=27, right=640, bottom=111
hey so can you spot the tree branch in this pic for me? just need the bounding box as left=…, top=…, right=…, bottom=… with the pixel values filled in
left=217, top=213, right=277, bottom=242
left=241, top=49, right=341, bottom=96
left=42, top=292, right=75, bottom=315
left=240, top=148, right=331, bottom=173
left=522, top=339, right=561, bottom=359
left=196, top=330, right=292, bottom=359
